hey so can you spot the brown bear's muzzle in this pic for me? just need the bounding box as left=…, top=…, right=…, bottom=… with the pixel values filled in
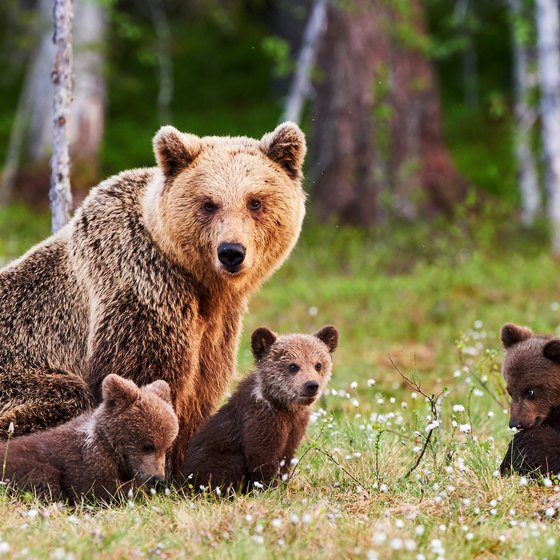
left=217, top=242, right=246, bottom=274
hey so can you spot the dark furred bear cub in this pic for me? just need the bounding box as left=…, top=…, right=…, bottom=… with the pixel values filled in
left=0, top=374, right=178, bottom=503
left=180, top=325, right=338, bottom=493
left=500, top=323, right=560, bottom=476
left=500, top=424, right=560, bottom=476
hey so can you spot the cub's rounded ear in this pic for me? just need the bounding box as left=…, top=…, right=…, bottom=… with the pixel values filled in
left=501, top=323, right=533, bottom=349
left=251, top=327, right=277, bottom=360
left=260, top=122, right=307, bottom=181
left=315, top=325, right=339, bottom=353
left=102, top=374, right=140, bottom=407
left=544, top=339, right=560, bottom=364
left=144, top=379, right=173, bottom=405
left=153, top=125, right=202, bottom=178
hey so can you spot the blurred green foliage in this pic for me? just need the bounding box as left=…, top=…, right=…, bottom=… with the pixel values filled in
left=0, top=0, right=529, bottom=206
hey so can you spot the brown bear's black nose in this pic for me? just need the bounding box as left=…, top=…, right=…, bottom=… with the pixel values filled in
left=304, top=381, right=319, bottom=396
left=218, top=243, right=246, bottom=272
left=509, top=419, right=523, bottom=430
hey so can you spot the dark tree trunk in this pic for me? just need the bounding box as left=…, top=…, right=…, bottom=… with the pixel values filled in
left=311, top=0, right=466, bottom=225
left=390, top=0, right=467, bottom=217
left=310, top=0, right=388, bottom=225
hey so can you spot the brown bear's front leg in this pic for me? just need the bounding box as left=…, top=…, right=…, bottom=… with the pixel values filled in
left=0, top=368, right=92, bottom=438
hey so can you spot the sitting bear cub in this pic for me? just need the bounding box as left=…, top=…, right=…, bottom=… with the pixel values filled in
left=180, top=325, right=338, bottom=493
left=500, top=323, right=560, bottom=476
left=0, top=374, right=178, bottom=503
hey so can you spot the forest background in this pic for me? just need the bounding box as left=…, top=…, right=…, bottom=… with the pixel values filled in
left=2, top=1, right=560, bottom=559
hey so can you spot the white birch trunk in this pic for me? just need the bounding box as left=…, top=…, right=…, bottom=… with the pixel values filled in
left=509, top=0, right=540, bottom=226
left=27, top=0, right=105, bottom=166
left=50, top=0, right=74, bottom=233
left=281, top=0, right=328, bottom=124
left=536, top=0, right=560, bottom=254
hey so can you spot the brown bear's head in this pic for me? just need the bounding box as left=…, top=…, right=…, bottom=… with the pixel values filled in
left=147, top=123, right=307, bottom=294
left=501, top=323, right=560, bottom=430
left=250, top=326, right=338, bottom=408
left=97, top=374, right=179, bottom=486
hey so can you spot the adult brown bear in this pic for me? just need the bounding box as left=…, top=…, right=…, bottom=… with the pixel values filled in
left=0, top=122, right=306, bottom=472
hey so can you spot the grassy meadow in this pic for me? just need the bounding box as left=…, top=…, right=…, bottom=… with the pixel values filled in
left=1, top=203, right=560, bottom=559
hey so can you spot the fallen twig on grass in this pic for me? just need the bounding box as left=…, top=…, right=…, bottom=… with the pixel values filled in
left=387, top=354, right=446, bottom=479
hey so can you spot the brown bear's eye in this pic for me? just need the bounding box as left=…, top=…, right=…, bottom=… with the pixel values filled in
left=248, top=199, right=262, bottom=212
left=315, top=363, right=322, bottom=372
left=288, top=363, right=299, bottom=373
left=526, top=388, right=535, bottom=398
left=203, top=201, right=219, bottom=213
left=143, top=443, right=155, bottom=452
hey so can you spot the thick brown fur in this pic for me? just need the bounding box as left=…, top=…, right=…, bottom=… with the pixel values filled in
left=0, top=374, right=178, bottom=503
left=500, top=323, right=560, bottom=430
left=0, top=123, right=306, bottom=472
left=500, top=423, right=560, bottom=477
left=179, top=326, right=338, bottom=493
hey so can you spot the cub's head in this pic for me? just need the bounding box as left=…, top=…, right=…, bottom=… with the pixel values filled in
left=98, top=375, right=179, bottom=486
left=149, top=123, right=307, bottom=292
left=501, top=323, right=560, bottom=430
left=251, top=326, right=338, bottom=408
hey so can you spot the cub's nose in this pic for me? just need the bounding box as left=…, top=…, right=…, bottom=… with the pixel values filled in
left=509, top=419, right=523, bottom=430
left=148, top=474, right=165, bottom=486
left=218, top=243, right=246, bottom=272
left=304, top=381, right=319, bottom=396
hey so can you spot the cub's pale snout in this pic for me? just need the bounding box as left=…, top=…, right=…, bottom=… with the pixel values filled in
left=217, top=242, right=246, bottom=273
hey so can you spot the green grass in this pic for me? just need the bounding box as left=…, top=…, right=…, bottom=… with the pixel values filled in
left=1, top=203, right=560, bottom=557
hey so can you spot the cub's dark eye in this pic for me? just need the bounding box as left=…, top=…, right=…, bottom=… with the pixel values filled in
left=288, top=363, right=299, bottom=373
left=248, top=199, right=262, bottom=211
left=203, top=201, right=218, bottom=213
left=526, top=388, right=535, bottom=398
left=143, top=443, right=155, bottom=452
left=315, top=363, right=322, bottom=372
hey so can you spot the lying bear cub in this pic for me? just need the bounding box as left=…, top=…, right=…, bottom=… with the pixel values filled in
left=179, top=325, right=338, bottom=493
left=0, top=374, right=178, bottom=503
left=500, top=323, right=560, bottom=476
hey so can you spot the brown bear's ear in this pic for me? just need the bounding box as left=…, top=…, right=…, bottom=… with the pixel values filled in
left=251, top=327, right=277, bottom=360
left=144, top=379, right=173, bottom=405
left=102, top=374, right=140, bottom=407
left=259, top=122, right=307, bottom=181
left=501, top=323, right=533, bottom=348
left=314, top=326, right=339, bottom=353
left=544, top=339, right=560, bottom=364
left=153, top=125, right=202, bottom=178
